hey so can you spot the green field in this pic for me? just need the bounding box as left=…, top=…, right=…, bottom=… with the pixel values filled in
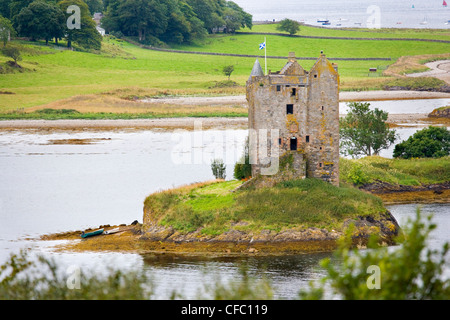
left=0, top=24, right=449, bottom=114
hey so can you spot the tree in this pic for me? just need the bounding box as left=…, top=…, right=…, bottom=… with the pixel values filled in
left=59, top=0, right=102, bottom=50
left=276, top=18, right=300, bottom=35
left=222, top=64, right=234, bottom=80
left=1, top=45, right=21, bottom=65
left=186, top=0, right=225, bottom=33
left=222, top=1, right=252, bottom=33
left=85, top=0, right=104, bottom=14
left=15, top=1, right=65, bottom=45
left=339, top=102, right=397, bottom=157
left=113, top=0, right=168, bottom=42
left=0, top=16, right=15, bottom=47
left=393, top=126, right=450, bottom=159
left=211, top=158, right=226, bottom=180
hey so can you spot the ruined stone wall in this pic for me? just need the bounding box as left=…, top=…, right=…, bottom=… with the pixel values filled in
left=246, top=53, right=339, bottom=186
left=305, top=57, right=340, bottom=185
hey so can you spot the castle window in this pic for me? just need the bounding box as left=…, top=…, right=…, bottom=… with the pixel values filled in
left=291, top=88, right=296, bottom=96
left=314, top=74, right=317, bottom=78
left=319, top=162, right=323, bottom=168
left=276, top=85, right=281, bottom=92
left=306, top=135, right=310, bottom=143
left=321, top=106, right=324, bottom=111
left=286, top=104, right=293, bottom=114
left=278, top=138, right=282, bottom=145
left=290, top=137, right=297, bottom=151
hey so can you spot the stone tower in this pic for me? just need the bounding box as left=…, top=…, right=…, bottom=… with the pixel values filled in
left=246, top=52, right=340, bottom=186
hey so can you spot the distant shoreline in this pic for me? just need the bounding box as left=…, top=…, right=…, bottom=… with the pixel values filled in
left=0, top=90, right=448, bottom=130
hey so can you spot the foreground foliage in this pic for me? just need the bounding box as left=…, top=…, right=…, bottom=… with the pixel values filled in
left=301, top=209, right=450, bottom=300
left=0, top=209, right=448, bottom=299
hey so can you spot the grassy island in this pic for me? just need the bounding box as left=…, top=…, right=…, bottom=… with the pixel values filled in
left=41, top=156, right=449, bottom=255
left=141, top=177, right=400, bottom=254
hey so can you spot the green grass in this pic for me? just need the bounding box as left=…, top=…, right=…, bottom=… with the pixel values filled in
left=144, top=178, right=385, bottom=235
left=144, top=156, right=449, bottom=236
left=172, top=33, right=449, bottom=60
left=383, top=77, right=448, bottom=90
left=0, top=24, right=449, bottom=113
left=340, top=156, right=450, bottom=186
left=242, top=23, right=450, bottom=40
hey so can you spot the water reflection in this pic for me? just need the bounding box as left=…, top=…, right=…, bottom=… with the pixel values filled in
left=140, top=252, right=332, bottom=299
left=339, top=98, right=450, bottom=114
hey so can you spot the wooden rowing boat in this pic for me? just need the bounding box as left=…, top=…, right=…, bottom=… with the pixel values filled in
left=81, top=228, right=104, bottom=238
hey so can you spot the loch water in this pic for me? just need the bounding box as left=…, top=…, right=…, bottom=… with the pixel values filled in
left=0, top=99, right=449, bottom=299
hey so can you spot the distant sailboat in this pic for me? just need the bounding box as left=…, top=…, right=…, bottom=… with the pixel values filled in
left=443, top=0, right=448, bottom=7
left=412, top=4, right=415, bottom=8
left=420, top=16, right=428, bottom=25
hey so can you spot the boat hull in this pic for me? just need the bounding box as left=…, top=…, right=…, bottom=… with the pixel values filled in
left=81, top=228, right=104, bottom=238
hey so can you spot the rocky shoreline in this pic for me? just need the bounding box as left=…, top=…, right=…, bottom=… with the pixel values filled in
left=38, top=180, right=450, bottom=255
left=43, top=210, right=400, bottom=255
left=360, top=181, right=450, bottom=204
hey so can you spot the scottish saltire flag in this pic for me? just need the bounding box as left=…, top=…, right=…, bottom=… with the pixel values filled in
left=259, top=41, right=266, bottom=50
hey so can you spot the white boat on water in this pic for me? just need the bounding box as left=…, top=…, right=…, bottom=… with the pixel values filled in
left=420, top=16, right=428, bottom=25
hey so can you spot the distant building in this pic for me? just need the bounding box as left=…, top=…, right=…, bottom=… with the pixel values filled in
left=96, top=26, right=105, bottom=36
left=93, top=12, right=103, bottom=25
left=246, top=52, right=340, bottom=186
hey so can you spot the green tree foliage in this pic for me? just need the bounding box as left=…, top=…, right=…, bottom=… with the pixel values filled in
left=276, top=18, right=300, bottom=35
left=85, top=0, right=104, bottom=14
left=59, top=0, right=102, bottom=50
left=211, top=158, right=226, bottom=180
left=222, top=1, right=252, bottom=33
left=186, top=0, right=225, bottom=33
left=0, top=0, right=12, bottom=19
left=301, top=209, right=450, bottom=300
left=340, top=102, right=397, bottom=157
left=393, top=126, right=450, bottom=159
left=7, top=0, right=29, bottom=20
left=15, top=1, right=65, bottom=45
left=102, top=0, right=251, bottom=44
left=1, top=45, right=21, bottom=65
left=0, top=15, right=15, bottom=47
left=222, top=64, right=234, bottom=80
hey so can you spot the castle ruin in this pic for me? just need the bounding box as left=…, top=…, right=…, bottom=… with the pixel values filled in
left=246, top=52, right=340, bottom=186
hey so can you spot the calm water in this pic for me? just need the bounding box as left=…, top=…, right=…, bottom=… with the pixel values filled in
left=0, top=100, right=449, bottom=299
left=233, top=0, right=450, bottom=29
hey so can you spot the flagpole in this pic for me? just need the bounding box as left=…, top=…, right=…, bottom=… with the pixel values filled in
left=264, top=36, right=267, bottom=75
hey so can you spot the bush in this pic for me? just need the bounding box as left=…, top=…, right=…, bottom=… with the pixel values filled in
left=393, top=126, right=450, bottom=159
left=1, top=46, right=22, bottom=65
left=346, top=163, right=370, bottom=186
